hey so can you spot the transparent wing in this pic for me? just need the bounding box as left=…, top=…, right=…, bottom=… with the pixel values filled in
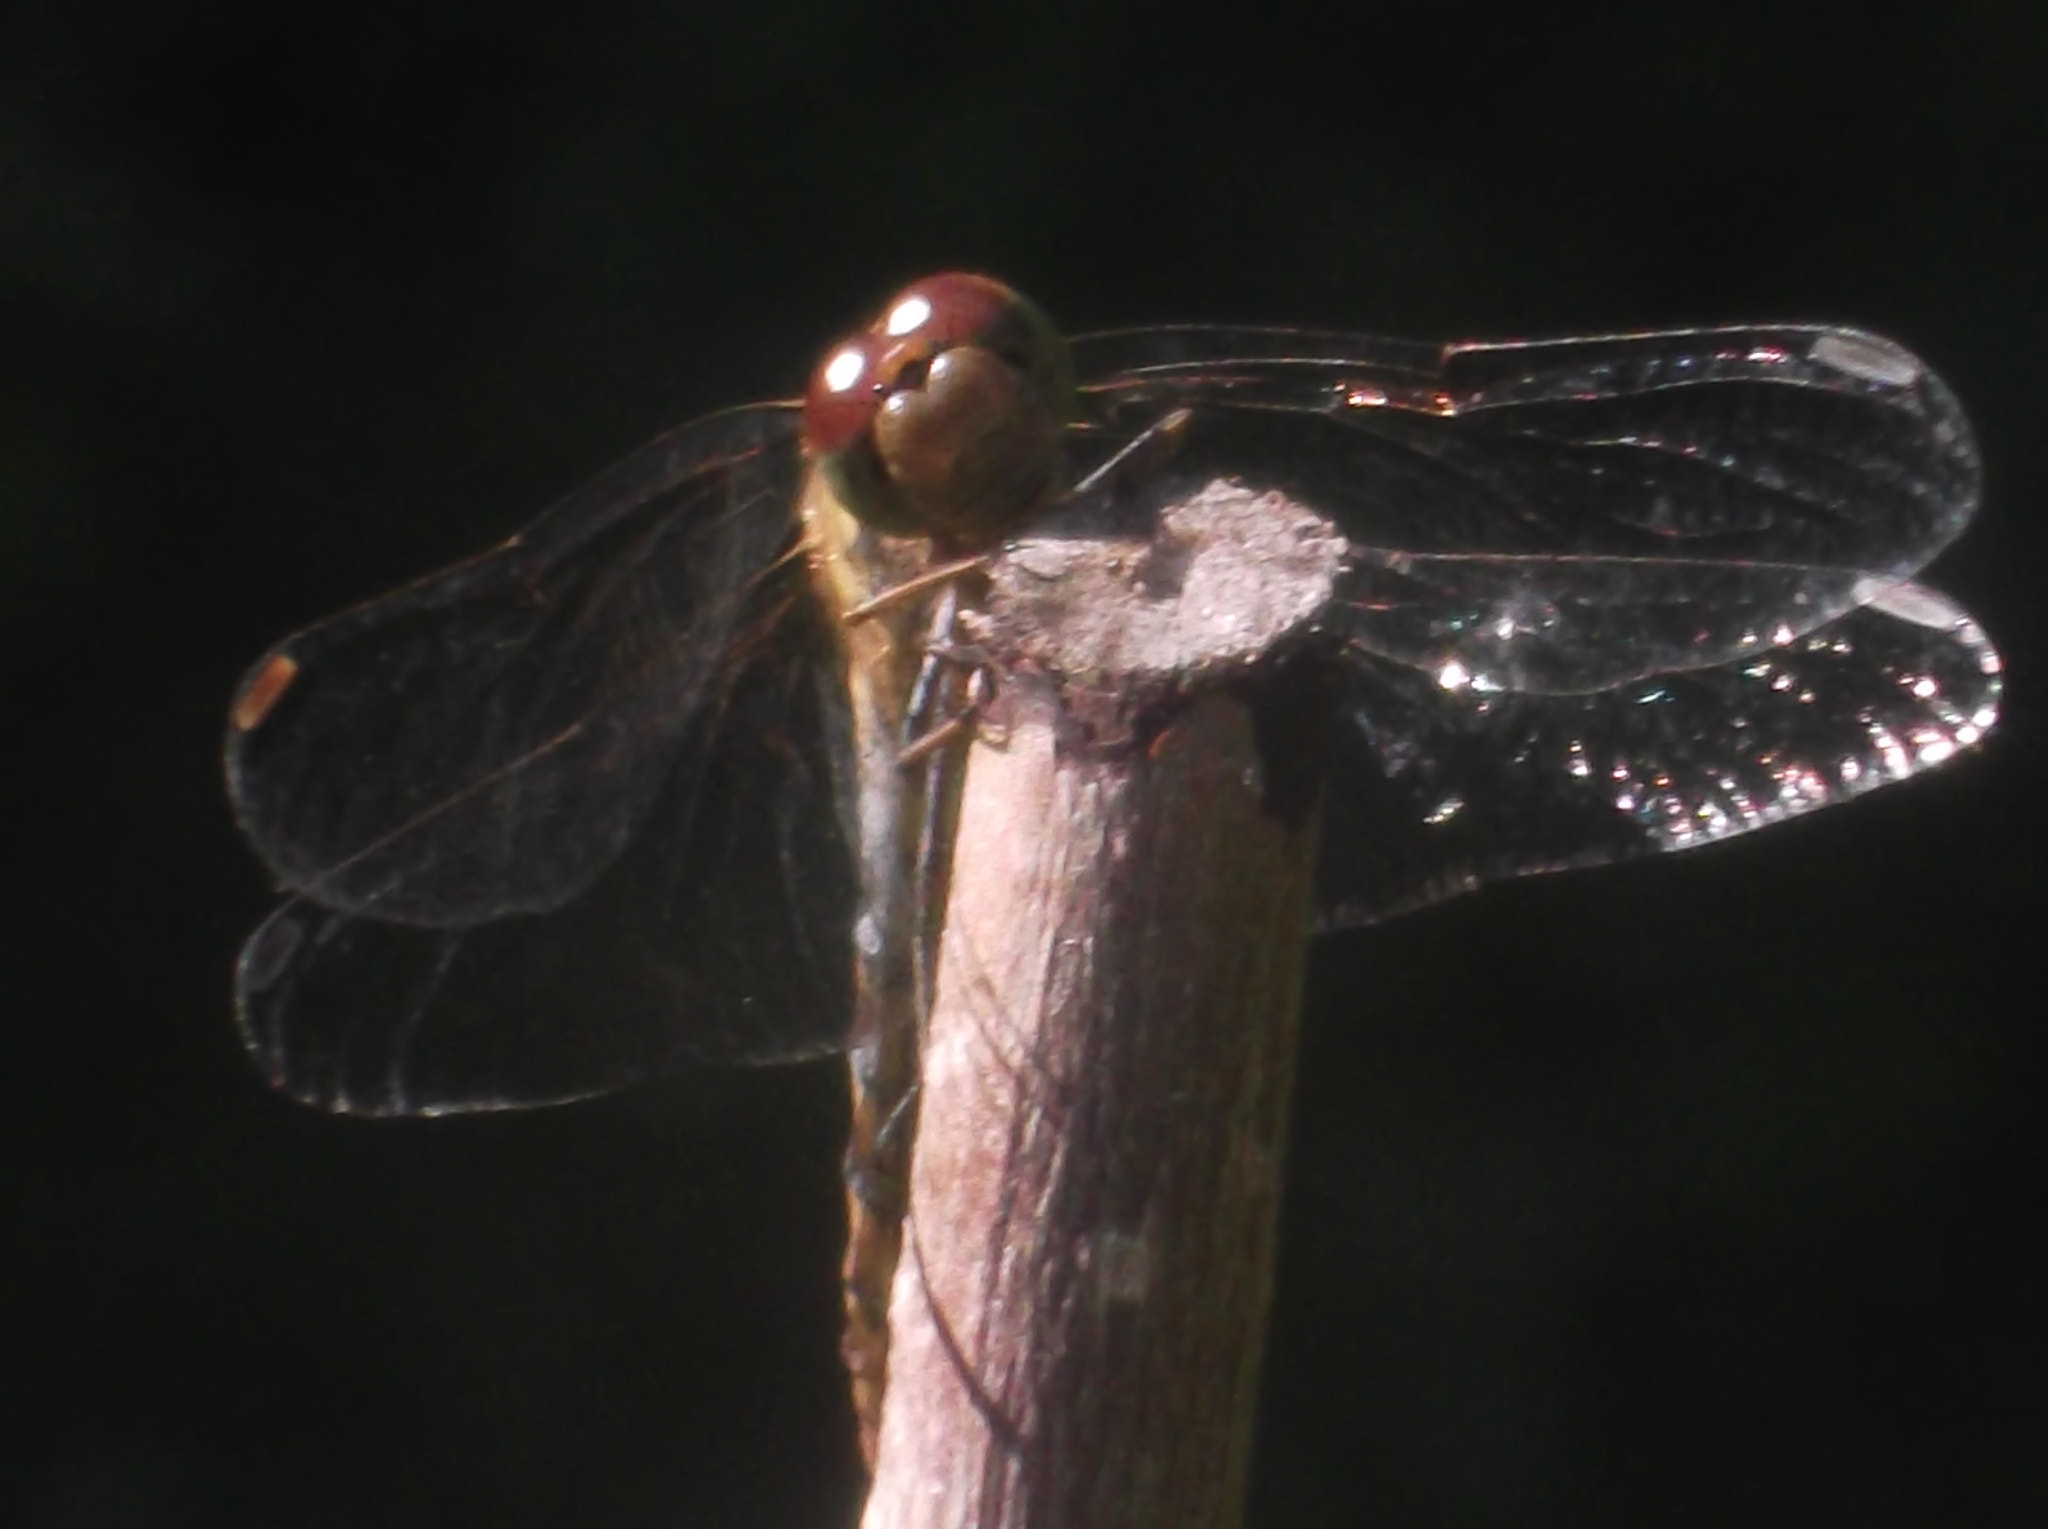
left=1312, top=582, right=2001, bottom=925
left=1070, top=323, right=1992, bottom=923
left=226, top=403, right=811, bottom=926
left=234, top=553, right=858, bottom=1114
left=1075, top=323, right=1977, bottom=688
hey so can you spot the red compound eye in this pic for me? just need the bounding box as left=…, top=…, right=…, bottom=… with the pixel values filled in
left=871, top=272, right=1021, bottom=358
left=802, top=275, right=1028, bottom=458
left=800, top=272, right=1076, bottom=544
left=801, top=332, right=885, bottom=457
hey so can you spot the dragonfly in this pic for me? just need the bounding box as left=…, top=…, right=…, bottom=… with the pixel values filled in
left=225, top=273, right=2002, bottom=1465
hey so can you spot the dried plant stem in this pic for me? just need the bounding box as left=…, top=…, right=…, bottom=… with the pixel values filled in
left=861, top=684, right=1320, bottom=1529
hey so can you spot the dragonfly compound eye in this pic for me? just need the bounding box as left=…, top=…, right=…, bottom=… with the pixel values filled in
left=802, top=272, right=1077, bottom=550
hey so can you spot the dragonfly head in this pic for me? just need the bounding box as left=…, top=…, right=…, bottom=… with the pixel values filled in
left=802, top=273, right=1076, bottom=551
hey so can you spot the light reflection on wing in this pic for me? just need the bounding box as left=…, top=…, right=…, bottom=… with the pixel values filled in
left=1311, top=582, right=2000, bottom=927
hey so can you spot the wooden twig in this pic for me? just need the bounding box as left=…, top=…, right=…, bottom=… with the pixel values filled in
left=862, top=479, right=1344, bottom=1528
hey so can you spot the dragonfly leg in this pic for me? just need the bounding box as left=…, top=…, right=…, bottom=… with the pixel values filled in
left=898, top=587, right=1000, bottom=766
left=899, top=665, right=998, bottom=765
left=1070, top=403, right=1193, bottom=497
left=844, top=554, right=988, bottom=627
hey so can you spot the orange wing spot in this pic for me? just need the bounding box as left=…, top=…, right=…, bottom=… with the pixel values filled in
left=232, top=652, right=300, bottom=732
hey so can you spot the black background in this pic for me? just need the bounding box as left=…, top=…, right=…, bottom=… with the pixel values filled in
left=5, top=3, right=2042, bottom=1525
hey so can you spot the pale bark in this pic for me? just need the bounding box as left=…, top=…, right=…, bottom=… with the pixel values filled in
left=861, top=682, right=1319, bottom=1529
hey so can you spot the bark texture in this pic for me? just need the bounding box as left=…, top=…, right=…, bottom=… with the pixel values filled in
left=861, top=684, right=1319, bottom=1529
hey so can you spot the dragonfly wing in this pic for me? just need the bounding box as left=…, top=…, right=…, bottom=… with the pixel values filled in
left=1076, top=323, right=1978, bottom=688
left=226, top=404, right=810, bottom=926
left=235, top=587, right=858, bottom=1113
left=1313, top=582, right=2001, bottom=927
left=1074, top=324, right=1992, bottom=922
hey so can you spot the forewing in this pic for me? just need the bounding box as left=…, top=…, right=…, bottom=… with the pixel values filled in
left=226, top=404, right=808, bottom=926
left=1075, top=324, right=1978, bottom=689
